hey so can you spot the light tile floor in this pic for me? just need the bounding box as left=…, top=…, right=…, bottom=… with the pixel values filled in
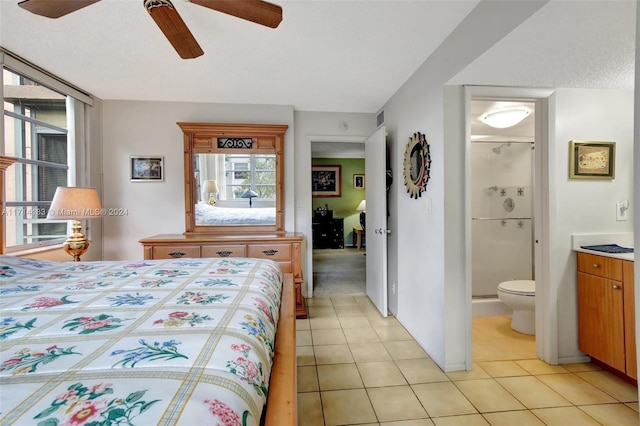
left=297, top=295, right=640, bottom=426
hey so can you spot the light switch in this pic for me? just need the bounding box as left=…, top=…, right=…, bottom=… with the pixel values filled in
left=616, top=200, right=629, bottom=221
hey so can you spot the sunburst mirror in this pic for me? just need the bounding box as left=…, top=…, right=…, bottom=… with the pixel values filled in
left=403, top=132, right=431, bottom=199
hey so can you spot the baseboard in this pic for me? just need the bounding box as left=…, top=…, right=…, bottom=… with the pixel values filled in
left=558, top=355, right=591, bottom=364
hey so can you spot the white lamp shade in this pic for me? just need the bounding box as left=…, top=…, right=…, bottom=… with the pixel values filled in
left=480, top=108, right=530, bottom=129
left=202, top=179, right=218, bottom=194
left=356, top=200, right=366, bottom=211
left=46, top=187, right=103, bottom=219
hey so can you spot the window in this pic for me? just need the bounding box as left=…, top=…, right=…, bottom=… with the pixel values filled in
left=2, top=64, right=81, bottom=250
left=224, top=154, right=276, bottom=200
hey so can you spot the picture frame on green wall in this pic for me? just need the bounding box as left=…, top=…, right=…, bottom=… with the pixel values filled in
left=353, top=174, right=365, bottom=189
left=312, top=165, right=341, bottom=197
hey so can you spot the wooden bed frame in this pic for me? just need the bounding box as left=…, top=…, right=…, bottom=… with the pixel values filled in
left=266, top=273, right=297, bottom=425
left=0, top=156, right=297, bottom=424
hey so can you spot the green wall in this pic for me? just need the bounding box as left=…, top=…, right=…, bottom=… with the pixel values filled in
left=312, top=158, right=365, bottom=247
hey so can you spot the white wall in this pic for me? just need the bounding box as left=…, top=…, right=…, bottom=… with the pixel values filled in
left=380, top=1, right=548, bottom=371
left=550, top=88, right=634, bottom=362
left=101, top=101, right=294, bottom=260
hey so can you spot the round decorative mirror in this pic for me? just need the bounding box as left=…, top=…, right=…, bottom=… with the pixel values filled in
left=403, top=132, right=431, bottom=199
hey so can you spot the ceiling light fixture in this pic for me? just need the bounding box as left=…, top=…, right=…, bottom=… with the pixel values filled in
left=480, top=108, right=530, bottom=129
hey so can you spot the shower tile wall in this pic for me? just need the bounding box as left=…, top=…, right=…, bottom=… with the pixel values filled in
left=472, top=142, right=533, bottom=297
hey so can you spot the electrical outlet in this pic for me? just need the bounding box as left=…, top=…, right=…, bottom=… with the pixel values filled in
left=392, top=283, right=396, bottom=294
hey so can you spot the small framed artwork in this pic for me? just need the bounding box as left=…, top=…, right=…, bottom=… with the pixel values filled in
left=131, top=156, right=164, bottom=182
left=353, top=174, right=365, bottom=189
left=312, top=165, right=341, bottom=197
left=569, top=141, right=615, bottom=180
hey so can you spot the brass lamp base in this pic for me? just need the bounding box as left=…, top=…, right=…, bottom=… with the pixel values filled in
left=63, top=220, right=89, bottom=262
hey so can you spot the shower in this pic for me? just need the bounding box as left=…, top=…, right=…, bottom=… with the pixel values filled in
left=471, top=141, right=534, bottom=299
left=492, top=142, right=512, bottom=155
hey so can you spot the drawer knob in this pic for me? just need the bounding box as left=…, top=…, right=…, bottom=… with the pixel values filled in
left=169, top=251, right=186, bottom=258
left=612, top=284, right=621, bottom=290
left=262, top=249, right=279, bottom=256
left=216, top=250, right=232, bottom=257
left=592, top=263, right=600, bottom=268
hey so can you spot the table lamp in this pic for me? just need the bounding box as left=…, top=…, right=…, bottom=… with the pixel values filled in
left=202, top=179, right=218, bottom=205
left=357, top=199, right=366, bottom=230
left=242, top=189, right=258, bottom=208
left=46, top=187, right=102, bottom=261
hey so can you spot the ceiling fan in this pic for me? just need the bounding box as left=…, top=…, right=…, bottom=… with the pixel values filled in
left=17, top=0, right=283, bottom=59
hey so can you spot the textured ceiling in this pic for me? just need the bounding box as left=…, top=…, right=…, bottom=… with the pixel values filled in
left=0, top=0, right=635, bottom=113
left=449, top=0, right=635, bottom=90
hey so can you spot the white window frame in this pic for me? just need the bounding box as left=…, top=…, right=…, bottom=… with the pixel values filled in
left=1, top=49, right=92, bottom=252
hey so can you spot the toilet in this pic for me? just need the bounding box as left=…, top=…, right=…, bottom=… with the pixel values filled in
left=497, top=280, right=535, bottom=335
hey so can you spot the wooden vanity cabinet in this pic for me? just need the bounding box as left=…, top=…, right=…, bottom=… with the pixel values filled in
left=140, top=233, right=308, bottom=319
left=577, top=252, right=636, bottom=380
left=623, top=261, right=637, bottom=379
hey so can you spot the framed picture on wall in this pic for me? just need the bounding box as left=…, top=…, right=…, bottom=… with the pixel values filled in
left=353, top=174, right=365, bottom=189
left=569, top=141, right=615, bottom=180
left=131, top=156, right=164, bottom=181
left=312, top=165, right=341, bottom=197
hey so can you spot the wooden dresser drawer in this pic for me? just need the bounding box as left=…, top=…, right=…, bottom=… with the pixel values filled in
left=152, top=246, right=201, bottom=259
left=201, top=245, right=247, bottom=258
left=248, top=244, right=291, bottom=261
left=577, top=252, right=623, bottom=281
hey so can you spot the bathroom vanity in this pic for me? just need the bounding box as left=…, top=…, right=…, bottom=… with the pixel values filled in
left=574, top=237, right=636, bottom=382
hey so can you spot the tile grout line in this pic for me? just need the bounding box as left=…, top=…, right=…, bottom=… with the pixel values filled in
left=298, top=298, right=639, bottom=425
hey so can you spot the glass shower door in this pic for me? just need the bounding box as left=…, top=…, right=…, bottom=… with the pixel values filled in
left=471, top=141, right=534, bottom=298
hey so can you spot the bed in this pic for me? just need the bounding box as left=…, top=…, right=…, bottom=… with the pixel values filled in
left=0, top=255, right=296, bottom=425
left=195, top=204, right=276, bottom=225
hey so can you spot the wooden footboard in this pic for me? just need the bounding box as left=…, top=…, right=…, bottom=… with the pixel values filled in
left=264, top=273, right=297, bottom=425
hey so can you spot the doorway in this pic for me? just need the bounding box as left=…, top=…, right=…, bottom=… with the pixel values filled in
left=311, top=141, right=366, bottom=297
left=470, top=98, right=537, bottom=361
left=464, top=86, right=553, bottom=367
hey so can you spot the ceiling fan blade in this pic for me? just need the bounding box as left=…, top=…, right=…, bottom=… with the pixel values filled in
left=189, top=0, right=282, bottom=28
left=18, top=0, right=101, bottom=18
left=144, top=0, right=204, bottom=59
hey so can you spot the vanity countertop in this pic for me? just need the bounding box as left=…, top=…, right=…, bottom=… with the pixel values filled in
left=573, top=247, right=634, bottom=262
left=572, top=233, right=634, bottom=262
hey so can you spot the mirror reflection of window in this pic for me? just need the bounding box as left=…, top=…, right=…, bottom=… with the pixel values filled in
left=195, top=153, right=276, bottom=202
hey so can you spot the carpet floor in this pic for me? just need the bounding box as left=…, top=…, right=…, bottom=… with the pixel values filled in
left=312, top=247, right=366, bottom=296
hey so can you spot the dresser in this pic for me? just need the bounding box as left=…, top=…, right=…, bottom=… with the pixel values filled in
left=312, top=218, right=344, bottom=249
left=140, top=233, right=307, bottom=319
left=577, top=251, right=636, bottom=380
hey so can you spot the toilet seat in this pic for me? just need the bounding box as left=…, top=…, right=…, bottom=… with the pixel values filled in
left=498, top=280, right=535, bottom=296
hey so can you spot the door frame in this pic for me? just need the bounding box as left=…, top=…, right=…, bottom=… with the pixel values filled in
left=306, top=135, right=367, bottom=299
left=464, top=86, right=556, bottom=366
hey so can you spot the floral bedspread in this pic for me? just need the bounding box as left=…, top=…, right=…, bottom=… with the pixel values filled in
left=0, top=255, right=283, bottom=426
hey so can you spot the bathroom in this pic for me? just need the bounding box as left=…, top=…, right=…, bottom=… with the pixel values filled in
left=471, top=99, right=537, bottom=337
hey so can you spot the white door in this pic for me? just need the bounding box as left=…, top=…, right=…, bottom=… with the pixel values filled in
left=365, top=126, right=388, bottom=316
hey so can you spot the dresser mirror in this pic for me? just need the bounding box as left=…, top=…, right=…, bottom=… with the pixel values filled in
left=178, top=122, right=288, bottom=234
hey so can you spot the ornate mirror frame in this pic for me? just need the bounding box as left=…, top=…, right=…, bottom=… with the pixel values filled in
left=403, top=131, right=431, bottom=199
left=178, top=122, right=288, bottom=234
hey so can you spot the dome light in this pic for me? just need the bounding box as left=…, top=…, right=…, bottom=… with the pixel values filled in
left=480, top=108, right=530, bottom=129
